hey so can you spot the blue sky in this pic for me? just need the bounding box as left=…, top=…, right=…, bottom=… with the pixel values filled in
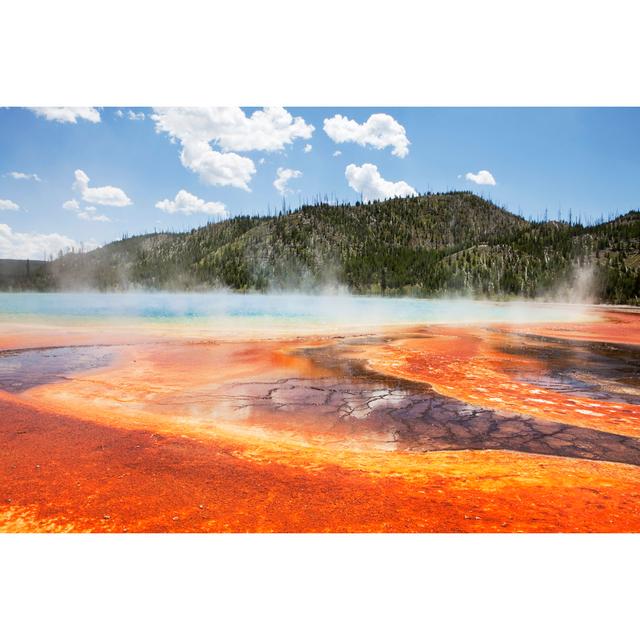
left=0, top=107, right=638, bottom=259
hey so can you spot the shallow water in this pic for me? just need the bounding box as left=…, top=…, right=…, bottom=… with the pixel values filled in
left=0, top=291, right=591, bottom=327
left=0, top=345, right=116, bottom=392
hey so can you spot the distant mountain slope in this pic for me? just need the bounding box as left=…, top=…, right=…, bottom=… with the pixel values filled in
left=4, top=192, right=639, bottom=304
left=0, top=259, right=48, bottom=289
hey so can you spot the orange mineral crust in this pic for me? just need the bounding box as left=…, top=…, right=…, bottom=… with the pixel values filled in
left=2, top=394, right=640, bottom=533
left=527, top=310, right=640, bottom=346
left=1, top=306, right=640, bottom=533
left=361, top=327, right=640, bottom=438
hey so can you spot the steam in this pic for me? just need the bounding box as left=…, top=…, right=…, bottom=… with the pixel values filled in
left=0, top=290, right=591, bottom=331
left=547, top=263, right=597, bottom=305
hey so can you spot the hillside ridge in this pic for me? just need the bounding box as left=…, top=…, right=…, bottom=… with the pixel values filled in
left=3, top=192, right=639, bottom=304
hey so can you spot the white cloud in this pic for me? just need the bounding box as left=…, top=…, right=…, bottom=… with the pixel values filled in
left=62, top=199, right=80, bottom=211
left=5, top=171, right=41, bottom=182
left=114, top=108, right=144, bottom=120
left=151, top=107, right=314, bottom=190
left=29, top=107, right=101, bottom=124
left=0, top=223, right=83, bottom=259
left=63, top=198, right=110, bottom=222
left=0, top=199, right=20, bottom=211
left=77, top=211, right=110, bottom=222
left=304, top=144, right=312, bottom=153
left=333, top=150, right=342, bottom=157
left=179, top=141, right=256, bottom=191
left=258, top=158, right=266, bottom=165
left=465, top=170, right=496, bottom=186
left=273, top=167, right=302, bottom=195
left=155, top=190, right=229, bottom=218
left=152, top=107, right=314, bottom=152
left=345, top=163, right=416, bottom=202
left=73, top=169, right=132, bottom=207
left=323, top=113, right=410, bottom=158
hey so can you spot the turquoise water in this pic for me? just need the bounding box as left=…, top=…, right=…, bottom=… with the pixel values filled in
left=0, top=292, right=590, bottom=326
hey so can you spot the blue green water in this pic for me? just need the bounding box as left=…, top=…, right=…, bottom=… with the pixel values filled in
left=0, top=292, right=590, bottom=326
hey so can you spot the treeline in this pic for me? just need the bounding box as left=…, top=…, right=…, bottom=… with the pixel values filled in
left=5, top=192, right=640, bottom=304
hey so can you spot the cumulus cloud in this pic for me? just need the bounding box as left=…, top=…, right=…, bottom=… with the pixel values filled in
left=333, top=150, right=342, bottom=157
left=63, top=199, right=110, bottom=222
left=155, top=190, right=229, bottom=218
left=465, top=170, right=496, bottom=186
left=29, top=107, right=101, bottom=124
left=72, top=169, right=132, bottom=207
left=5, top=171, right=41, bottom=182
left=179, top=141, right=256, bottom=191
left=345, top=163, right=416, bottom=202
left=324, top=113, right=410, bottom=158
left=0, top=223, right=84, bottom=259
left=151, top=107, right=314, bottom=190
left=273, top=167, right=302, bottom=195
left=152, top=107, right=314, bottom=152
left=304, top=144, right=312, bottom=153
left=0, top=199, right=20, bottom=211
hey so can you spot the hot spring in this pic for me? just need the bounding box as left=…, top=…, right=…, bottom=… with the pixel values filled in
left=1, top=291, right=638, bottom=533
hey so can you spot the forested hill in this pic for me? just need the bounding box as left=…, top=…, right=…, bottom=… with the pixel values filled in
left=6, top=192, right=640, bottom=304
